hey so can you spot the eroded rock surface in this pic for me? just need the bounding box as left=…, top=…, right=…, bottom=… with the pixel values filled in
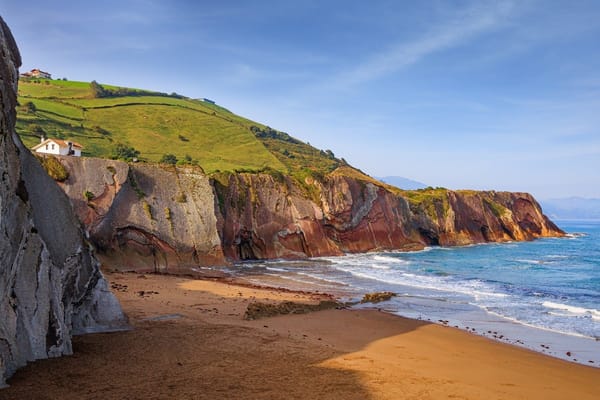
left=48, top=156, right=563, bottom=273
left=0, top=17, right=126, bottom=387
left=55, top=159, right=226, bottom=273
left=215, top=171, right=563, bottom=260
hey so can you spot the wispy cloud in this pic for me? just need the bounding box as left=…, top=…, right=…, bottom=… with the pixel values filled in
left=223, top=63, right=312, bottom=87
left=329, top=1, right=517, bottom=88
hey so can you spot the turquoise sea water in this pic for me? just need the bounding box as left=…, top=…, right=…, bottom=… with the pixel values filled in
left=231, top=220, right=600, bottom=365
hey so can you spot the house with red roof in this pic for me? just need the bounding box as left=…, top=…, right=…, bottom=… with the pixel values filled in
left=32, top=138, right=83, bottom=157
left=20, top=68, right=52, bottom=79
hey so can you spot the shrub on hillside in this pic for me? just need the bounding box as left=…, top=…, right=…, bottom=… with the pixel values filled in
left=35, top=155, right=69, bottom=182
left=112, top=144, right=140, bottom=162
left=23, top=101, right=36, bottom=113
left=160, top=153, right=178, bottom=165
left=83, top=190, right=95, bottom=202
left=89, top=80, right=186, bottom=99
left=90, top=80, right=110, bottom=98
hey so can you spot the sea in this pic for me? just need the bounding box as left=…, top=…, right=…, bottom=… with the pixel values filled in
left=228, top=220, right=600, bottom=366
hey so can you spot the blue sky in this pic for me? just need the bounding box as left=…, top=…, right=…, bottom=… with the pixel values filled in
left=3, top=0, right=600, bottom=199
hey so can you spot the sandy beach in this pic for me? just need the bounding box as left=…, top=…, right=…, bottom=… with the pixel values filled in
left=1, top=272, right=599, bottom=400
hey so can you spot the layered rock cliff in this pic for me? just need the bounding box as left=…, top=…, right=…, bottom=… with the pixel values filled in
left=43, top=158, right=563, bottom=273
left=215, top=168, right=563, bottom=259
left=0, top=18, right=126, bottom=386
left=55, top=158, right=225, bottom=273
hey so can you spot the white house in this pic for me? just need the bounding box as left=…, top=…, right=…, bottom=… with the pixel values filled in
left=32, top=138, right=83, bottom=157
left=20, top=68, right=52, bottom=79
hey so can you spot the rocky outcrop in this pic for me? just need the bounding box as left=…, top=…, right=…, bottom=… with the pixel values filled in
left=216, top=171, right=563, bottom=259
left=214, top=172, right=344, bottom=260
left=55, top=158, right=225, bottom=273
left=0, top=17, right=126, bottom=387
left=47, top=157, right=563, bottom=272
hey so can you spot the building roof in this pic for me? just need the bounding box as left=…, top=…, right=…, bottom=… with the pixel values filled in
left=31, top=138, right=83, bottom=151
left=20, top=69, right=51, bottom=78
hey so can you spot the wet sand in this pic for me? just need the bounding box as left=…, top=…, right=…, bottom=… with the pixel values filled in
left=1, top=272, right=599, bottom=400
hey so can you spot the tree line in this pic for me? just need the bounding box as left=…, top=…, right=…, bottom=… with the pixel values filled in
left=89, top=81, right=185, bottom=99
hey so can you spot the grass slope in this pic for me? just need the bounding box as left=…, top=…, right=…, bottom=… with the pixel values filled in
left=17, top=78, right=378, bottom=187
left=19, top=79, right=509, bottom=227
left=17, top=79, right=292, bottom=172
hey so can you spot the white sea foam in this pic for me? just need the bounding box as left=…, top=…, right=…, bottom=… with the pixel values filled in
left=542, top=301, right=600, bottom=321
left=372, top=255, right=400, bottom=263
left=266, top=266, right=288, bottom=272
left=250, top=222, right=600, bottom=360
left=370, top=264, right=391, bottom=270
left=331, top=263, right=508, bottom=301
left=484, top=309, right=595, bottom=340
left=516, top=259, right=546, bottom=265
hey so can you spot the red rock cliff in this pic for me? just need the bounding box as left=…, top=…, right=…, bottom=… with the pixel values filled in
left=215, top=169, right=563, bottom=261
left=43, top=158, right=563, bottom=271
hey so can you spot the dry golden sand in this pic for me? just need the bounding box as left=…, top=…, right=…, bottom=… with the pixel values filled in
left=1, top=272, right=599, bottom=400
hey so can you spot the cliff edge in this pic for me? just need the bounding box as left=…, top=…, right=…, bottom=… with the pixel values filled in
left=46, top=159, right=563, bottom=273
left=0, top=17, right=126, bottom=386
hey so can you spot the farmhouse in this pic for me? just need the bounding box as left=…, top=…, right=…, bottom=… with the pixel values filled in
left=32, top=138, right=83, bottom=157
left=20, top=68, right=52, bottom=79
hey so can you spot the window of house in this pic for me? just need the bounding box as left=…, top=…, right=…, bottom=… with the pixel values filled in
left=51, top=144, right=55, bottom=150
left=45, top=144, right=48, bottom=150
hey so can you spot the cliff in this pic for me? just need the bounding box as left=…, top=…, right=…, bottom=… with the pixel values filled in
left=55, top=158, right=225, bottom=273
left=0, top=18, right=126, bottom=386
left=215, top=168, right=562, bottom=259
left=43, top=159, right=563, bottom=272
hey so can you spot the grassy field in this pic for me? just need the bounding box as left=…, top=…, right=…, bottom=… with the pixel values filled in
left=19, top=79, right=92, bottom=98
left=17, top=78, right=466, bottom=216
left=18, top=79, right=333, bottom=173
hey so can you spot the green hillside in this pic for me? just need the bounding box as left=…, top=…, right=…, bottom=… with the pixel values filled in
left=16, top=78, right=476, bottom=217
left=16, top=78, right=342, bottom=175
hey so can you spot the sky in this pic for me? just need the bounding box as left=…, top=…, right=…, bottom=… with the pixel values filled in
left=2, top=0, right=600, bottom=199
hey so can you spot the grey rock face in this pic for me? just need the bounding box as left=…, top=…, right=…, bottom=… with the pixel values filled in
left=53, top=158, right=226, bottom=272
left=0, top=16, right=126, bottom=387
